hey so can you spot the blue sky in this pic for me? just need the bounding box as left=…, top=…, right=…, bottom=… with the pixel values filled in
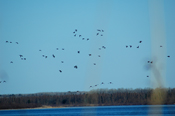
left=0, top=0, right=175, bottom=94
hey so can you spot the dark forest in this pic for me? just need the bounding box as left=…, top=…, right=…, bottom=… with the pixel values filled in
left=0, top=88, right=175, bottom=110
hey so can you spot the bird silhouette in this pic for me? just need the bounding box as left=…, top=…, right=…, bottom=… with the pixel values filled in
left=97, top=33, right=99, bottom=35
left=24, top=58, right=26, bottom=60
left=93, top=63, right=96, bottom=65
left=19, top=55, right=23, bottom=57
left=42, top=55, right=45, bottom=57
left=56, top=48, right=59, bottom=50
left=75, top=29, right=77, bottom=32
left=21, top=58, right=23, bottom=60
left=130, top=45, right=132, bottom=48
left=78, top=51, right=80, bottom=53
left=109, top=82, right=113, bottom=84
left=62, top=48, right=64, bottom=50
left=126, top=46, right=128, bottom=48
left=101, top=34, right=103, bottom=36
left=101, top=82, right=104, bottom=85
left=99, top=48, right=101, bottom=50
left=102, top=30, right=104, bottom=32
left=148, top=61, right=150, bottom=63
left=97, top=29, right=101, bottom=32
left=6, top=41, right=8, bottom=43
left=59, top=70, right=62, bottom=73
left=52, top=54, right=55, bottom=58
left=89, top=54, right=91, bottom=56
left=16, top=42, right=18, bottom=44
left=45, top=56, right=47, bottom=58
left=79, top=35, right=81, bottom=37
left=147, top=76, right=149, bottom=77
left=102, top=46, right=106, bottom=49
left=61, top=61, right=64, bottom=63
left=137, top=46, right=139, bottom=48
left=167, top=56, right=170, bottom=57
left=82, top=38, right=85, bottom=40
left=139, top=41, right=142, bottom=43
left=10, top=42, right=12, bottom=43
left=10, top=61, right=13, bottom=63
left=3, top=81, right=6, bottom=83
left=89, top=86, right=92, bottom=88
left=160, top=45, right=163, bottom=47
left=74, top=34, right=76, bottom=37
left=39, top=50, right=41, bottom=51
left=74, top=65, right=78, bottom=69
left=98, top=55, right=101, bottom=57
left=73, top=31, right=75, bottom=33
left=150, top=61, right=153, bottom=63
left=87, top=38, right=89, bottom=41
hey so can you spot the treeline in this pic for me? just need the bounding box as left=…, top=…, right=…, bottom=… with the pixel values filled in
left=0, top=88, right=175, bottom=109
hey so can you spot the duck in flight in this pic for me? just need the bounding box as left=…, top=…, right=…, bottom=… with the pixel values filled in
left=139, top=41, right=142, bottom=43
left=74, top=65, right=78, bottom=69
left=59, top=70, right=62, bottom=73
left=52, top=54, right=55, bottom=58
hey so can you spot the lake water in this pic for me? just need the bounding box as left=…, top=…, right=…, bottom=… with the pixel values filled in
left=0, top=105, right=175, bottom=116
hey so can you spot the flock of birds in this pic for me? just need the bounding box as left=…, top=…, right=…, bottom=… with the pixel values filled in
left=2, top=29, right=171, bottom=90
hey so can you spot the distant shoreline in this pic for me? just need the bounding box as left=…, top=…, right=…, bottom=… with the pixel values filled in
left=1, top=88, right=175, bottom=110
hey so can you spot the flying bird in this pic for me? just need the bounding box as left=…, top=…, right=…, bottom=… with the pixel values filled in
left=102, top=46, right=106, bottom=49
left=21, top=58, right=23, bottom=60
left=24, top=58, right=26, bottom=60
left=150, top=61, right=153, bottom=63
left=3, top=81, right=6, bottom=83
left=99, top=48, right=101, bottom=50
left=139, top=41, right=142, bottom=43
left=160, top=45, right=163, bottom=47
left=98, top=55, right=101, bottom=57
left=130, top=45, right=132, bottom=48
left=56, top=48, right=59, bottom=50
left=62, top=48, right=64, bottom=50
left=79, top=35, right=81, bottom=37
left=137, top=46, right=139, bottom=48
left=82, top=38, right=85, bottom=40
left=6, top=41, right=8, bottom=43
left=59, top=70, right=62, bottom=73
left=126, top=46, right=128, bottom=48
left=10, top=61, right=13, bottom=63
left=39, top=50, right=41, bottom=51
left=10, top=42, right=12, bottom=43
left=97, top=29, right=101, bottom=32
left=109, top=82, right=113, bottom=84
left=19, top=55, right=23, bottom=57
left=75, top=29, right=77, bottom=32
left=42, top=55, right=45, bottom=57
left=89, top=54, right=91, bottom=56
left=52, top=54, right=55, bottom=58
left=97, top=33, right=99, bottom=35
left=16, top=42, right=18, bottom=44
left=78, top=51, right=80, bottom=53
left=73, top=31, right=75, bottom=33
left=102, top=30, right=104, bottom=32
left=87, top=38, right=89, bottom=41
left=167, top=56, right=170, bottom=57
left=101, top=82, right=104, bottom=84
left=147, top=76, right=149, bottom=77
left=74, top=65, right=78, bottom=69
left=61, top=61, right=64, bottom=63
left=93, top=63, right=96, bottom=65
left=74, top=34, right=76, bottom=37
left=101, top=34, right=103, bottom=36
left=148, top=61, right=150, bottom=63
left=45, top=56, right=47, bottom=58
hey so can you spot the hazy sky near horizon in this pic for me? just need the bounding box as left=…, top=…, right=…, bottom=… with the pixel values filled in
left=0, top=0, right=175, bottom=94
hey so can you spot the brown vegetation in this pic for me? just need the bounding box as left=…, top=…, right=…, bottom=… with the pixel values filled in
left=0, top=88, right=175, bottom=110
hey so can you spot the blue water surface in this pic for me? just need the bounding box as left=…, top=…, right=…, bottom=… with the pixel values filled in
left=0, top=105, right=175, bottom=116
